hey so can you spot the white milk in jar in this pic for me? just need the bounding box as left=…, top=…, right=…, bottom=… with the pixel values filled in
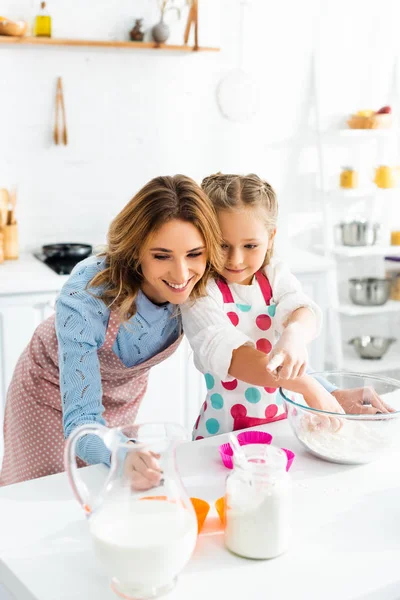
left=89, top=498, right=197, bottom=594
left=224, top=444, right=292, bottom=559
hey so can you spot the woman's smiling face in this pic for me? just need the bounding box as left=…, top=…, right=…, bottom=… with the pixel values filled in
left=140, top=219, right=207, bottom=304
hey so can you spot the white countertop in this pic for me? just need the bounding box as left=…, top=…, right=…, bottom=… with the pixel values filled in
left=0, top=249, right=333, bottom=297
left=0, top=254, right=68, bottom=296
left=0, top=420, right=399, bottom=600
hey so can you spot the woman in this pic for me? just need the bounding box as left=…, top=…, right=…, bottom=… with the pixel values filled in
left=0, top=174, right=224, bottom=486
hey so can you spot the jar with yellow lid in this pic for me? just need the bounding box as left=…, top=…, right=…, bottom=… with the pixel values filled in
left=374, top=166, right=396, bottom=189
left=391, top=231, right=400, bottom=245
left=340, top=167, right=358, bottom=189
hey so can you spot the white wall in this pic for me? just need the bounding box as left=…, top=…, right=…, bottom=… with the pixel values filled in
left=0, top=0, right=399, bottom=254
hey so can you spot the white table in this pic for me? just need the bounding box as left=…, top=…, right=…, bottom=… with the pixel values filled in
left=0, top=421, right=400, bottom=600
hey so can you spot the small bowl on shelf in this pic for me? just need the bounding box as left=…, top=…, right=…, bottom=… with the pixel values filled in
left=347, top=113, right=392, bottom=130
left=336, top=220, right=379, bottom=247
left=0, top=19, right=27, bottom=37
left=349, top=277, right=391, bottom=306
left=348, top=336, right=396, bottom=360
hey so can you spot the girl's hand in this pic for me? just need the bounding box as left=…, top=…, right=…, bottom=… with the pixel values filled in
left=290, top=374, right=345, bottom=432
left=266, top=327, right=308, bottom=380
left=331, top=387, right=395, bottom=415
left=124, top=448, right=163, bottom=491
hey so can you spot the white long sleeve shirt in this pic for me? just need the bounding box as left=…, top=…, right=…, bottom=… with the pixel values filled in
left=181, top=257, right=322, bottom=381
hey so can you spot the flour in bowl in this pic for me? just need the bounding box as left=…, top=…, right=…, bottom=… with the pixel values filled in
left=297, top=417, right=400, bottom=464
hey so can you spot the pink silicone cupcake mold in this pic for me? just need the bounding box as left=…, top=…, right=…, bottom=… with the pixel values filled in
left=218, top=430, right=295, bottom=471
left=218, top=430, right=273, bottom=469
left=281, top=448, right=295, bottom=471
left=236, top=430, right=273, bottom=447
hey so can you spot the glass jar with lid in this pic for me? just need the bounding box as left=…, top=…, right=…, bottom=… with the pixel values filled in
left=224, top=445, right=292, bottom=559
left=340, top=167, right=358, bottom=189
left=385, top=256, right=400, bottom=301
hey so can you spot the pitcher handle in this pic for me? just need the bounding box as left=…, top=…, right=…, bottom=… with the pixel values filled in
left=64, top=423, right=117, bottom=516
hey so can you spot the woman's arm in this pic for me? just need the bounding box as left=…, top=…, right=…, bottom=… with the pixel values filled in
left=55, top=259, right=111, bottom=466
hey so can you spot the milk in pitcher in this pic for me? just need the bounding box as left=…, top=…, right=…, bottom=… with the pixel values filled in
left=90, top=499, right=197, bottom=594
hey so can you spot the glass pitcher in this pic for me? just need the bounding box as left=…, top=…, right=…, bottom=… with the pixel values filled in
left=65, top=422, right=197, bottom=600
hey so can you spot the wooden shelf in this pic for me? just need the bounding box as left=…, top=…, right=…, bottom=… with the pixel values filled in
left=0, top=36, right=219, bottom=52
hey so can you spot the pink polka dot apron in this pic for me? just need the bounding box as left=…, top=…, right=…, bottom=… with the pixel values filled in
left=193, top=270, right=286, bottom=440
left=0, top=311, right=182, bottom=487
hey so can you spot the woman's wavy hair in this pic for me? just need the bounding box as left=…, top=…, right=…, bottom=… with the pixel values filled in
left=201, top=173, right=278, bottom=267
left=89, top=175, right=224, bottom=321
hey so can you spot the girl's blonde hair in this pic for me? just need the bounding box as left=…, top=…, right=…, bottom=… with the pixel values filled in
left=201, top=173, right=278, bottom=267
left=90, top=174, right=224, bottom=321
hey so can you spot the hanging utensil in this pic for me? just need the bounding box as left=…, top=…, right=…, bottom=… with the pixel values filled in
left=54, top=77, right=68, bottom=145
left=183, top=0, right=199, bottom=49
left=58, top=77, right=68, bottom=145
left=53, top=78, right=60, bottom=145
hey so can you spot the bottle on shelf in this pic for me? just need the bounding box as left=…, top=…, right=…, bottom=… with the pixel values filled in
left=340, top=166, right=358, bottom=189
left=34, top=2, right=52, bottom=38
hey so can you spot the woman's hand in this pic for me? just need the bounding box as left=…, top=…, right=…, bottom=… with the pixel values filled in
left=266, top=326, right=308, bottom=380
left=124, top=447, right=163, bottom=490
left=331, top=387, right=395, bottom=415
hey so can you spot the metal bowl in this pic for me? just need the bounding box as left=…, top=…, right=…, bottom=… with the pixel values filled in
left=348, top=336, right=396, bottom=359
left=349, top=277, right=391, bottom=306
left=337, top=221, right=379, bottom=247
left=280, top=372, right=400, bottom=464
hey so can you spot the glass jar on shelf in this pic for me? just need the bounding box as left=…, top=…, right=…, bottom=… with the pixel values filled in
left=385, top=256, right=400, bottom=301
left=340, top=167, right=358, bottom=189
left=374, top=166, right=396, bottom=189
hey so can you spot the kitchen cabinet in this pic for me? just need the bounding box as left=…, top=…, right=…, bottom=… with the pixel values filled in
left=0, top=293, right=57, bottom=411
left=138, top=338, right=206, bottom=433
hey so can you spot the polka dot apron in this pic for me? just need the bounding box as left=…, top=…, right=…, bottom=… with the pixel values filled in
left=193, top=270, right=286, bottom=440
left=0, top=311, right=182, bottom=487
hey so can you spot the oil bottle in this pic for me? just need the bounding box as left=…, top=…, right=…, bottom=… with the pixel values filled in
left=34, top=2, right=52, bottom=37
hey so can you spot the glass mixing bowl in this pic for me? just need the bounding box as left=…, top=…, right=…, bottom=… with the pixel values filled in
left=279, top=372, right=400, bottom=465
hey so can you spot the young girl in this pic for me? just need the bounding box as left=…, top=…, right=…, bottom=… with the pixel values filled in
left=181, top=173, right=346, bottom=439
left=0, top=174, right=224, bottom=487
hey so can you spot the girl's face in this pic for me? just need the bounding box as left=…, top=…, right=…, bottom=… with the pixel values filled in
left=140, top=219, right=207, bottom=304
left=218, top=208, right=275, bottom=286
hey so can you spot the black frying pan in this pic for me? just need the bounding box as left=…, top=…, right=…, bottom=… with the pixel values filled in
left=42, top=243, right=93, bottom=260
